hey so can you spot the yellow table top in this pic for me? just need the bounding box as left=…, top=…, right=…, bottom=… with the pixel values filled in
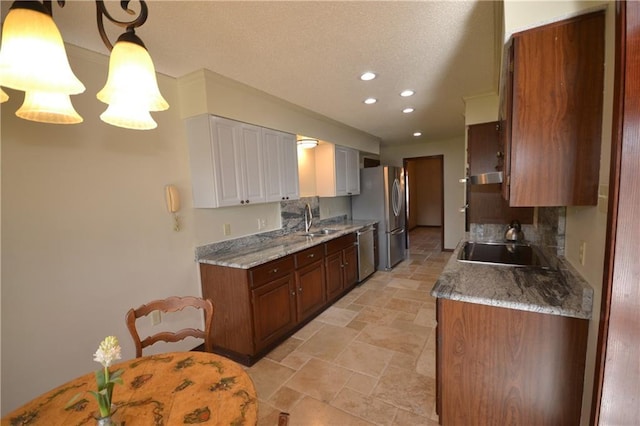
left=2, top=351, right=258, bottom=426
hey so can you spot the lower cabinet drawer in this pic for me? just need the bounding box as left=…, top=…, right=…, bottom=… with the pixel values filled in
left=295, top=245, right=324, bottom=268
left=250, top=256, right=294, bottom=288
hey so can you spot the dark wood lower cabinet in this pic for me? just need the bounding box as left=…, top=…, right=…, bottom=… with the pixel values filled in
left=324, top=233, right=358, bottom=302
left=200, top=233, right=358, bottom=365
left=436, top=299, right=588, bottom=426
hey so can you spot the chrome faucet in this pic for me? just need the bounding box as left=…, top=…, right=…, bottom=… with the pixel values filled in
left=304, top=203, right=313, bottom=233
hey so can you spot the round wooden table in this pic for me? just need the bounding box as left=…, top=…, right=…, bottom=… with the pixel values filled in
left=2, top=351, right=258, bottom=425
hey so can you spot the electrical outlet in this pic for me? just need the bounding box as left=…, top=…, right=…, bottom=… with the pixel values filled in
left=150, top=310, right=161, bottom=326
left=223, top=223, right=231, bottom=236
left=579, top=241, right=587, bottom=266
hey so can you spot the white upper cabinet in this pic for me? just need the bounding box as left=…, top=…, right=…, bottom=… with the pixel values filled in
left=186, top=115, right=266, bottom=208
left=315, top=143, right=360, bottom=197
left=263, top=129, right=299, bottom=202
left=186, top=115, right=298, bottom=208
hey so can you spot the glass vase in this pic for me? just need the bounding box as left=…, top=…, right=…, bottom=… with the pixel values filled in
left=94, top=405, right=118, bottom=426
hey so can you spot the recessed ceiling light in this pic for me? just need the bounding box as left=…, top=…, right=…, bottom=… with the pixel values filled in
left=413, top=132, right=422, bottom=137
left=360, top=72, right=376, bottom=81
left=400, top=90, right=415, bottom=97
left=364, top=98, right=377, bottom=104
left=402, top=107, right=414, bottom=113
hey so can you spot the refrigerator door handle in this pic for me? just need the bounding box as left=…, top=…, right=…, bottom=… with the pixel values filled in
left=392, top=178, right=401, bottom=217
left=390, top=228, right=405, bottom=236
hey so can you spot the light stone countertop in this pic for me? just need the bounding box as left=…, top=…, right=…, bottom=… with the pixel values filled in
left=431, top=238, right=593, bottom=319
left=198, top=221, right=376, bottom=269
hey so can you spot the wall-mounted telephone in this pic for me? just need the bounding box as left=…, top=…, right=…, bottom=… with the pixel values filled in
left=165, top=185, right=181, bottom=231
left=165, top=184, right=181, bottom=213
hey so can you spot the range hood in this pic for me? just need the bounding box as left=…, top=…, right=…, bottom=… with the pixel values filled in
left=467, top=171, right=503, bottom=185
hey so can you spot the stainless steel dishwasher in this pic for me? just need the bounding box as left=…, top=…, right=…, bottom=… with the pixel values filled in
left=356, top=226, right=375, bottom=282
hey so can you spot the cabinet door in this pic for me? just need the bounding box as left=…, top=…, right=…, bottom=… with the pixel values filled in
left=343, top=245, right=358, bottom=290
left=509, top=12, right=604, bottom=206
left=262, top=129, right=283, bottom=202
left=280, top=132, right=300, bottom=200
left=251, top=274, right=296, bottom=352
left=239, top=124, right=265, bottom=205
left=325, top=251, right=344, bottom=301
left=334, top=146, right=348, bottom=195
left=295, top=260, right=326, bottom=322
left=263, top=129, right=299, bottom=202
left=210, top=117, right=245, bottom=207
left=345, top=147, right=360, bottom=195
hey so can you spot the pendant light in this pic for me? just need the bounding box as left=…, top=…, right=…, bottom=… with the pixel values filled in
left=0, top=0, right=168, bottom=130
left=0, top=1, right=85, bottom=95
left=97, top=30, right=168, bottom=129
left=16, top=91, right=83, bottom=124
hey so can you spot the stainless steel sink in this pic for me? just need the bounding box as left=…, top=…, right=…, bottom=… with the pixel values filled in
left=457, top=241, right=552, bottom=268
left=297, top=228, right=339, bottom=238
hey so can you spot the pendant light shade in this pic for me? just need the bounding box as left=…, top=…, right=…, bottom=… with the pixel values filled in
left=100, top=102, right=157, bottom=130
left=0, top=88, right=8, bottom=103
left=16, top=91, right=83, bottom=124
left=0, top=2, right=85, bottom=95
left=96, top=32, right=168, bottom=112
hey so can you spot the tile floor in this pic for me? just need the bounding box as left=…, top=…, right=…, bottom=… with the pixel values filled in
left=247, top=227, right=451, bottom=426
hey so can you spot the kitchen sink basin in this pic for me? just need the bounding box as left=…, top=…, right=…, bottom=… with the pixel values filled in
left=457, top=241, right=552, bottom=269
left=297, top=228, right=339, bottom=238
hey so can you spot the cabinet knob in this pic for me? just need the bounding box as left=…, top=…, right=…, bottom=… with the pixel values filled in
left=298, top=287, right=303, bottom=293
left=282, top=197, right=286, bottom=200
left=340, top=264, right=345, bottom=268
left=246, top=200, right=250, bottom=204
left=308, top=254, right=315, bottom=258
left=291, top=291, right=296, bottom=296
left=344, top=262, right=349, bottom=266
left=271, top=268, right=278, bottom=274
left=240, top=200, right=245, bottom=204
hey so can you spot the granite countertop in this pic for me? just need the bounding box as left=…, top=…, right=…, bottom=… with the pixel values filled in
left=198, top=220, right=376, bottom=269
left=431, top=238, right=593, bottom=319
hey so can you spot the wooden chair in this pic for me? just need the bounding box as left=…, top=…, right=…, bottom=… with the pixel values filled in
left=126, top=296, right=214, bottom=358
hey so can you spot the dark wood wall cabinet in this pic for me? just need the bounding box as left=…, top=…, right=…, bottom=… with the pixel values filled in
left=467, top=122, right=534, bottom=224
left=200, top=233, right=357, bottom=365
left=502, top=11, right=605, bottom=206
left=436, top=299, right=588, bottom=425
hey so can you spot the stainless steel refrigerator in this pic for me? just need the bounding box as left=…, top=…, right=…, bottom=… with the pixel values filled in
left=351, top=166, right=406, bottom=270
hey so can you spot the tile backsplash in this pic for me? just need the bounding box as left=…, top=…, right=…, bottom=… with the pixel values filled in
left=470, top=207, right=566, bottom=255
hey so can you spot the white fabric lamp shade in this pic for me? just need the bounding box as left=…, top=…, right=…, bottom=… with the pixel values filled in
left=16, top=91, right=83, bottom=124
left=0, top=3, right=85, bottom=95
left=97, top=37, right=169, bottom=112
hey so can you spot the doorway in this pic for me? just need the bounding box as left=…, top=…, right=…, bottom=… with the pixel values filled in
left=403, top=155, right=445, bottom=252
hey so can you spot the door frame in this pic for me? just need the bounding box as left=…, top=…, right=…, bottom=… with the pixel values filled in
left=591, top=1, right=640, bottom=423
left=403, top=155, right=445, bottom=251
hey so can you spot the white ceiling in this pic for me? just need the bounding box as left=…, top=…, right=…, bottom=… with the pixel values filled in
left=2, top=1, right=500, bottom=146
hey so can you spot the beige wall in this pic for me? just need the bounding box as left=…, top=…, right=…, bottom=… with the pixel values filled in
left=0, top=45, right=376, bottom=414
left=381, top=138, right=465, bottom=250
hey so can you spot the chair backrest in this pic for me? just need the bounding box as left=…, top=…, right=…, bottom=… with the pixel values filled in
left=126, top=296, right=214, bottom=358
